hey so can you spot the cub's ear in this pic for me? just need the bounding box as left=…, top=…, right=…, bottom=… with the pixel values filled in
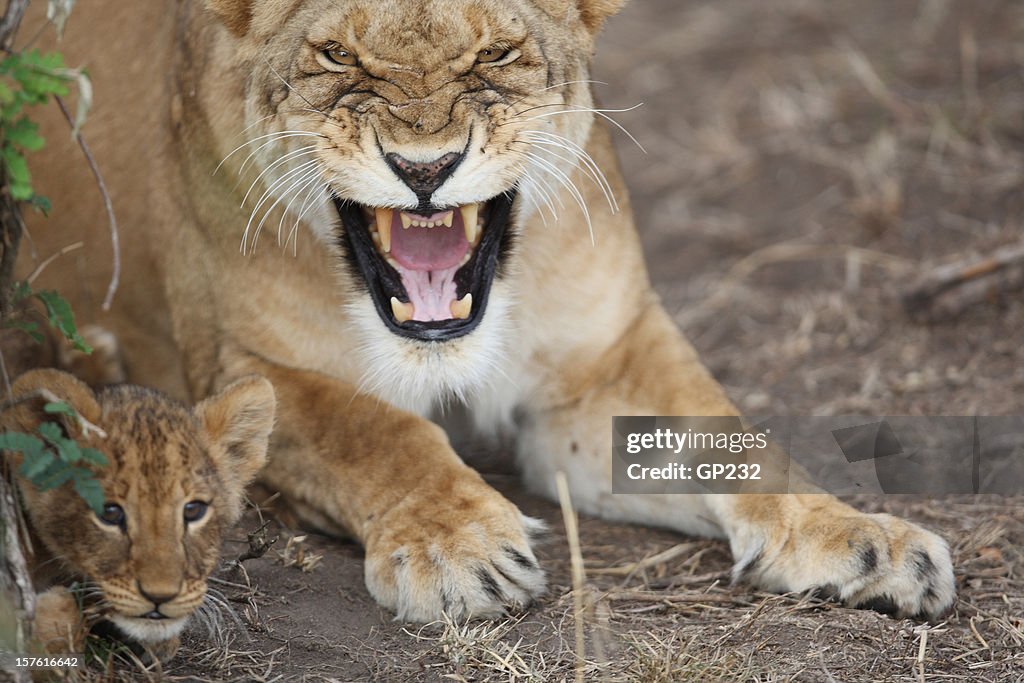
left=206, top=0, right=253, bottom=37
left=1, top=369, right=101, bottom=439
left=196, top=375, right=276, bottom=494
left=577, top=0, right=628, bottom=32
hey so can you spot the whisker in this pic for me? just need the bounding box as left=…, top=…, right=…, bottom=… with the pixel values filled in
left=524, top=151, right=594, bottom=243
left=250, top=164, right=324, bottom=253
left=241, top=159, right=321, bottom=253
left=276, top=171, right=324, bottom=247
left=520, top=103, right=647, bottom=153
left=240, top=145, right=319, bottom=207
left=285, top=184, right=328, bottom=255
left=214, top=130, right=324, bottom=175
left=501, top=79, right=608, bottom=116
left=518, top=131, right=618, bottom=213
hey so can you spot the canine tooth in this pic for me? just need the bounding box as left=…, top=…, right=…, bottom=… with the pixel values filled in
left=450, top=293, right=472, bottom=320
left=374, top=208, right=393, bottom=252
left=460, top=204, right=479, bottom=243
left=442, top=212, right=454, bottom=228
left=400, top=213, right=413, bottom=230
left=390, top=297, right=414, bottom=323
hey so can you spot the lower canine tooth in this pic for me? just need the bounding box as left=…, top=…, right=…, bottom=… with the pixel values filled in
left=375, top=208, right=394, bottom=252
left=390, top=297, right=414, bottom=323
left=450, top=293, right=472, bottom=320
left=460, top=203, right=479, bottom=243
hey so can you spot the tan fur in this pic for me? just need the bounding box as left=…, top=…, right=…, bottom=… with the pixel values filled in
left=19, top=0, right=953, bottom=622
left=1, top=370, right=275, bottom=657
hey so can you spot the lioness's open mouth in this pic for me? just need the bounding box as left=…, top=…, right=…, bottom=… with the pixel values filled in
left=335, top=193, right=515, bottom=342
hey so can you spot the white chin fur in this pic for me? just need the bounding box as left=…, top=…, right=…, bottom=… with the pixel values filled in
left=108, top=613, right=189, bottom=644
left=347, top=282, right=514, bottom=416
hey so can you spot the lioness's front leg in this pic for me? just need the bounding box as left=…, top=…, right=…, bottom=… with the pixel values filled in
left=516, top=302, right=955, bottom=620
left=234, top=359, right=545, bottom=622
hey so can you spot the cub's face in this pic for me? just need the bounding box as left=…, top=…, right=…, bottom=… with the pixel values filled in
left=210, top=0, right=624, bottom=409
left=4, top=371, right=275, bottom=646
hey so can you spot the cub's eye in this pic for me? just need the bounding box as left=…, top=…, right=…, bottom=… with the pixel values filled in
left=183, top=501, right=209, bottom=524
left=323, top=47, right=358, bottom=67
left=476, top=45, right=511, bottom=64
left=98, top=503, right=125, bottom=528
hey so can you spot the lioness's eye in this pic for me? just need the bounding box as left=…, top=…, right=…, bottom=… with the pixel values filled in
left=183, top=501, right=209, bottom=524
left=476, top=45, right=511, bottom=64
left=98, top=503, right=125, bottom=528
left=323, top=47, right=358, bottom=67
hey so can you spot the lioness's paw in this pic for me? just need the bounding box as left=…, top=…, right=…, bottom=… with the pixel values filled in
left=364, top=488, right=546, bottom=623
left=741, top=511, right=954, bottom=620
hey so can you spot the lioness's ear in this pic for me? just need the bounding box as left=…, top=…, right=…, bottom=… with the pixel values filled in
left=1, top=369, right=101, bottom=438
left=577, top=0, right=628, bottom=32
left=537, top=0, right=628, bottom=33
left=206, top=0, right=253, bottom=37
left=197, top=375, right=276, bottom=494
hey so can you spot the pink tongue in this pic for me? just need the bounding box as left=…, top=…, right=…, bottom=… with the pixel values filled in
left=388, top=211, right=470, bottom=322
left=389, top=212, right=468, bottom=271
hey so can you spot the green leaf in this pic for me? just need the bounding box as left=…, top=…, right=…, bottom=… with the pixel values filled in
left=12, top=281, right=32, bottom=302
left=33, top=289, right=92, bottom=353
left=55, top=437, right=82, bottom=464
left=28, top=194, right=51, bottom=214
left=18, top=449, right=55, bottom=481
left=5, top=319, right=43, bottom=343
left=9, top=183, right=33, bottom=201
left=2, top=145, right=31, bottom=185
left=37, top=421, right=62, bottom=442
left=6, top=117, right=45, bottom=151
left=72, top=473, right=104, bottom=515
left=33, top=460, right=75, bottom=490
left=38, top=420, right=83, bottom=463
left=80, top=448, right=107, bottom=467
left=43, top=401, right=77, bottom=418
left=0, top=432, right=46, bottom=459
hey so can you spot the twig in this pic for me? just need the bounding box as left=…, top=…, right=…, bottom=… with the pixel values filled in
left=590, top=541, right=700, bottom=576
left=0, top=0, right=28, bottom=50
left=25, top=241, right=83, bottom=284
left=0, top=348, right=12, bottom=404
left=903, top=242, right=1024, bottom=321
left=916, top=626, right=929, bottom=683
left=236, top=520, right=278, bottom=564
left=555, top=471, right=586, bottom=683
left=54, top=96, right=120, bottom=311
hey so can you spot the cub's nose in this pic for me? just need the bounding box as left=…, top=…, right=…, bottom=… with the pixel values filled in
left=137, top=581, right=180, bottom=609
left=385, top=152, right=463, bottom=200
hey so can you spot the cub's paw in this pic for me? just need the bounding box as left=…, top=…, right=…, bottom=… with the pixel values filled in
left=33, top=587, right=84, bottom=654
left=363, top=483, right=547, bottom=623
left=741, top=508, right=955, bottom=620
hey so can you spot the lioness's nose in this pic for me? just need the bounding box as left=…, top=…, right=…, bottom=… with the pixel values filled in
left=386, top=152, right=463, bottom=200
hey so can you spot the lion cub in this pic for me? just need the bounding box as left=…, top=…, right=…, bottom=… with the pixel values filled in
left=1, top=368, right=275, bottom=661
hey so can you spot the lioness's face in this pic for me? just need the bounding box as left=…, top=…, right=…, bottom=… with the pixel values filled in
left=224, top=0, right=614, bottom=405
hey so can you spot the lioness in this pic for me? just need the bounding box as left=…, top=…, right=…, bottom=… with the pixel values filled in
left=1, top=369, right=276, bottom=658
left=24, top=0, right=954, bottom=622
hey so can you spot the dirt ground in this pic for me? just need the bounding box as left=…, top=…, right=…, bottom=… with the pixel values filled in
left=79, top=1, right=1024, bottom=681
